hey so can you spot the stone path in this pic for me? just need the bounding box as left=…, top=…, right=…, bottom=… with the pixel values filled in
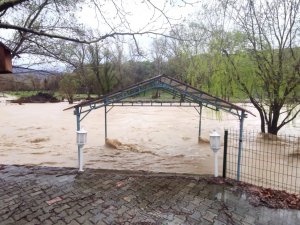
left=0, top=165, right=299, bottom=225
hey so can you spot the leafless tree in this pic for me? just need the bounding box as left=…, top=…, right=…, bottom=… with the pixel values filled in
left=220, top=0, right=300, bottom=134
left=0, top=0, right=197, bottom=58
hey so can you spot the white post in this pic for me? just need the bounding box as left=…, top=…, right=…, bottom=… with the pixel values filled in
left=79, top=145, right=84, bottom=172
left=214, top=151, right=218, bottom=177
left=76, top=128, right=87, bottom=172
left=210, top=130, right=220, bottom=178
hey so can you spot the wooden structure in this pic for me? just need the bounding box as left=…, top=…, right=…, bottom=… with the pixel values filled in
left=0, top=42, right=12, bottom=74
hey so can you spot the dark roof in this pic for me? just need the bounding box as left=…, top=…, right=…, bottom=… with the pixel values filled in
left=0, top=42, right=12, bottom=53
left=65, top=74, right=254, bottom=117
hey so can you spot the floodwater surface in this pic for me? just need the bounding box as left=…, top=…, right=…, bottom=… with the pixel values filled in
left=0, top=96, right=299, bottom=177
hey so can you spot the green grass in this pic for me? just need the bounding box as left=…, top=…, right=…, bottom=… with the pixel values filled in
left=5, top=90, right=250, bottom=103
left=5, top=91, right=63, bottom=100
left=127, top=89, right=179, bottom=101
left=5, top=91, right=99, bottom=101
left=6, top=91, right=40, bottom=98
left=73, top=94, right=98, bottom=99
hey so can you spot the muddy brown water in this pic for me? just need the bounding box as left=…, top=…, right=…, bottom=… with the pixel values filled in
left=0, top=96, right=299, bottom=181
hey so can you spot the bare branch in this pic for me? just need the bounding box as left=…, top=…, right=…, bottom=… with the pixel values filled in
left=0, top=0, right=28, bottom=12
left=278, top=107, right=300, bottom=130
left=0, top=21, right=190, bottom=45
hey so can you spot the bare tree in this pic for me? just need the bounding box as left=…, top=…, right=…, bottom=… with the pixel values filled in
left=220, top=0, right=300, bottom=134
left=1, top=0, right=85, bottom=58
left=0, top=0, right=28, bottom=13
left=0, top=0, right=197, bottom=55
left=112, top=39, right=127, bottom=89
left=87, top=42, right=118, bottom=96
left=59, top=73, right=79, bottom=104
left=151, top=38, right=168, bottom=75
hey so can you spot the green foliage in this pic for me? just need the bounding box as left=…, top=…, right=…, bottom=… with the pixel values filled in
left=59, top=74, right=79, bottom=104
left=127, top=89, right=178, bottom=101
left=6, top=91, right=39, bottom=98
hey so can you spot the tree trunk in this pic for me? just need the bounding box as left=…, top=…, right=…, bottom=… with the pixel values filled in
left=267, top=106, right=280, bottom=135
left=259, top=113, right=266, bottom=133
left=267, top=126, right=278, bottom=135
left=67, top=96, right=73, bottom=104
left=250, top=98, right=266, bottom=133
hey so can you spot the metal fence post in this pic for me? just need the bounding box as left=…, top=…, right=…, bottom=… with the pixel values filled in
left=223, top=129, right=228, bottom=178
left=237, top=111, right=245, bottom=181
left=198, top=104, right=202, bottom=142
left=75, top=107, right=81, bottom=170
left=104, top=104, right=107, bottom=141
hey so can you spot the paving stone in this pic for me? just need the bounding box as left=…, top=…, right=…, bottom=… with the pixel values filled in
left=213, top=219, right=227, bottom=225
left=256, top=215, right=272, bottom=224
left=203, top=211, right=217, bottom=223
left=38, top=212, right=51, bottom=221
left=95, top=221, right=108, bottom=225
left=196, top=203, right=209, bottom=213
left=65, top=204, right=82, bottom=215
left=241, top=222, right=252, bottom=225
left=76, top=214, right=91, bottom=224
left=13, top=209, right=32, bottom=221
left=77, top=205, right=92, bottom=216
left=54, top=204, right=70, bottom=213
left=202, top=198, right=214, bottom=207
left=103, top=214, right=116, bottom=225
left=0, top=217, right=15, bottom=225
left=55, top=220, right=67, bottom=225
left=4, top=194, right=19, bottom=203
left=190, top=211, right=202, bottom=221
left=117, top=205, right=129, bottom=215
left=57, top=211, right=68, bottom=220
left=68, top=220, right=80, bottom=225
left=14, top=219, right=29, bottom=225
left=89, top=213, right=107, bottom=224
left=163, top=213, right=174, bottom=221
left=171, top=215, right=186, bottom=225
left=231, top=212, right=244, bottom=222
left=26, top=218, right=40, bottom=225
left=186, top=217, right=202, bottom=225
left=65, top=211, right=81, bottom=223
left=216, top=212, right=232, bottom=224
left=49, top=215, right=60, bottom=223
left=41, top=219, right=53, bottom=225
left=30, top=190, right=43, bottom=197
left=185, top=202, right=197, bottom=212
left=0, top=165, right=299, bottom=225
left=91, top=198, right=104, bottom=206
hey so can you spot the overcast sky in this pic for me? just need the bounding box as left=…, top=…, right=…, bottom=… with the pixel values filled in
left=77, top=1, right=199, bottom=33
left=11, top=0, right=201, bottom=71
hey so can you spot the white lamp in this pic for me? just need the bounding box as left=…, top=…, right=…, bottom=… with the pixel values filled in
left=210, top=130, right=221, bottom=177
left=77, top=128, right=87, bottom=146
left=76, top=128, right=87, bottom=171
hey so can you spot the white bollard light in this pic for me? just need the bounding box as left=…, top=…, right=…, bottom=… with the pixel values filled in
left=76, top=128, right=87, bottom=172
left=209, top=130, right=221, bottom=177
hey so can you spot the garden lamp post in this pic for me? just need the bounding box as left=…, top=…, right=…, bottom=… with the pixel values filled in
left=210, top=130, right=221, bottom=177
left=76, top=128, right=87, bottom=172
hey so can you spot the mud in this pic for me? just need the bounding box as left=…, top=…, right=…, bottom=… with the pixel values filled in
left=0, top=95, right=299, bottom=177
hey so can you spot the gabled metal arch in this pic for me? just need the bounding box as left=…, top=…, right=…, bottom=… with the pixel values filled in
left=65, top=74, right=253, bottom=119
left=66, top=74, right=253, bottom=179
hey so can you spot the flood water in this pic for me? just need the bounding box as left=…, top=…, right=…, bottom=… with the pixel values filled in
left=0, top=95, right=299, bottom=176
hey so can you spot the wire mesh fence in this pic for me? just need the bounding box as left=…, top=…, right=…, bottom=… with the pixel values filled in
left=225, top=129, right=300, bottom=194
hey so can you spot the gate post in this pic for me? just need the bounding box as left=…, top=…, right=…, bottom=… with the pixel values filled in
left=75, top=107, right=81, bottom=170
left=104, top=105, right=107, bottom=141
left=223, top=129, right=228, bottom=178
left=198, top=104, right=203, bottom=142
left=237, top=111, right=245, bottom=181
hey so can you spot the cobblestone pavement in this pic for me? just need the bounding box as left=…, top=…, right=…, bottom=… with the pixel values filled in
left=0, top=165, right=299, bottom=225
